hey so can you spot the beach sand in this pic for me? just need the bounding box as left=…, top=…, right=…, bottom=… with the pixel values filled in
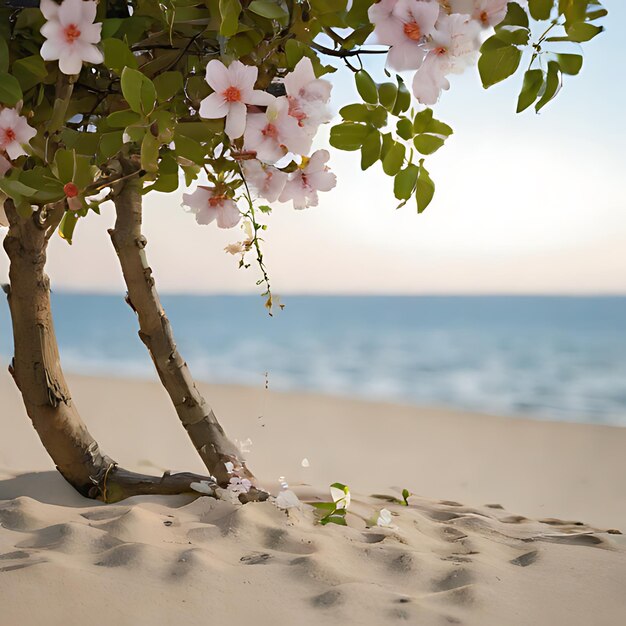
left=1, top=370, right=625, bottom=625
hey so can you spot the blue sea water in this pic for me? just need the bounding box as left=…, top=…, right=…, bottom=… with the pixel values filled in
left=1, top=294, right=625, bottom=426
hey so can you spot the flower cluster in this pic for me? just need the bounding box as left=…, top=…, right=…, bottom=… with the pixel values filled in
left=0, top=107, right=37, bottom=226
left=183, top=58, right=337, bottom=228
left=369, top=0, right=507, bottom=104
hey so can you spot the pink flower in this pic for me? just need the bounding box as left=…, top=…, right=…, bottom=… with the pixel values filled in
left=283, top=58, right=333, bottom=135
left=369, top=0, right=440, bottom=71
left=0, top=108, right=37, bottom=160
left=244, top=96, right=312, bottom=164
left=242, top=159, right=288, bottom=203
left=199, top=60, right=275, bottom=140
left=412, top=13, right=481, bottom=104
left=279, top=150, right=337, bottom=210
left=450, top=0, right=508, bottom=27
left=182, top=186, right=241, bottom=228
left=40, top=0, right=103, bottom=75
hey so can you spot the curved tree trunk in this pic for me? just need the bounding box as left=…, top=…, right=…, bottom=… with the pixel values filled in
left=108, top=165, right=253, bottom=487
left=2, top=199, right=219, bottom=503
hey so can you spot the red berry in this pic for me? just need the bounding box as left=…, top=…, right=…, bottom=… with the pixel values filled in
left=64, top=182, right=79, bottom=198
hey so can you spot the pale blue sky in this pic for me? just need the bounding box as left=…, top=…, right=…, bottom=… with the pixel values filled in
left=1, top=1, right=623, bottom=294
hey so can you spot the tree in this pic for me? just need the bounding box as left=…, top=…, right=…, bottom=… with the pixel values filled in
left=0, top=0, right=606, bottom=501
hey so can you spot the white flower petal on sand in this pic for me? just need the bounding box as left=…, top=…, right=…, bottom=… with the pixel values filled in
left=200, top=60, right=275, bottom=140
left=279, top=149, right=336, bottom=210
left=0, top=108, right=37, bottom=160
left=40, top=0, right=103, bottom=76
left=182, top=186, right=241, bottom=228
left=330, top=485, right=351, bottom=510
left=190, top=481, right=215, bottom=495
left=274, top=490, right=302, bottom=511
left=227, top=476, right=253, bottom=495
left=376, top=508, right=395, bottom=528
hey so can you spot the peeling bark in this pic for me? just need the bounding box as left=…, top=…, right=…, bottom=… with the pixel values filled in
left=2, top=199, right=222, bottom=503
left=108, top=165, right=253, bottom=487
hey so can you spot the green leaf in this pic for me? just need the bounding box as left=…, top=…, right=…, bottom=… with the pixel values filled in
left=219, top=0, right=242, bottom=37
left=528, top=0, right=553, bottom=20
left=396, top=118, right=413, bottom=140
left=141, top=133, right=160, bottom=173
left=556, top=53, right=583, bottom=75
left=0, top=38, right=9, bottom=73
left=565, top=21, right=603, bottom=42
left=516, top=69, right=544, bottom=112
left=402, top=488, right=411, bottom=505
left=360, top=130, right=381, bottom=170
left=248, top=0, right=288, bottom=19
left=413, top=108, right=434, bottom=134
left=121, top=67, right=156, bottom=115
left=394, top=164, right=419, bottom=201
left=0, top=73, right=23, bottom=106
left=11, top=55, right=47, bottom=92
left=330, top=122, right=370, bottom=151
left=106, top=109, right=141, bottom=128
left=355, top=70, right=378, bottom=104
left=535, top=60, right=561, bottom=111
left=392, top=78, right=411, bottom=115
left=413, top=134, right=445, bottom=155
left=58, top=211, right=79, bottom=245
left=499, top=2, right=529, bottom=28
left=378, top=82, right=398, bottom=110
left=99, top=131, right=124, bottom=159
left=53, top=149, right=75, bottom=184
left=416, top=161, right=435, bottom=213
left=382, top=142, right=405, bottom=176
left=102, top=38, right=137, bottom=75
left=478, top=40, right=522, bottom=88
left=340, top=103, right=387, bottom=128
left=494, top=26, right=530, bottom=46
left=154, top=71, right=184, bottom=103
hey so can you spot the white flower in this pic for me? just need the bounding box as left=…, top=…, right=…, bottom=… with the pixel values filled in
left=274, top=490, right=302, bottom=511
left=370, top=0, right=440, bottom=71
left=284, top=57, right=333, bottom=135
left=330, top=484, right=351, bottom=510
left=244, top=96, right=312, bottom=163
left=182, top=186, right=241, bottom=228
left=376, top=508, right=395, bottom=528
left=243, top=159, right=288, bottom=203
left=225, top=241, right=246, bottom=255
left=412, top=13, right=482, bottom=104
left=199, top=60, right=275, bottom=140
left=279, top=150, right=337, bottom=210
left=40, top=0, right=103, bottom=76
left=450, top=0, right=508, bottom=27
left=0, top=108, right=37, bottom=160
left=227, top=476, right=253, bottom=495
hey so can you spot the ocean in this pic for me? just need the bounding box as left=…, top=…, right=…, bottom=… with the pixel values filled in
left=1, top=294, right=625, bottom=426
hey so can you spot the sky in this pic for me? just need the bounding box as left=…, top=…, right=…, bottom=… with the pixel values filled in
left=1, top=1, right=624, bottom=295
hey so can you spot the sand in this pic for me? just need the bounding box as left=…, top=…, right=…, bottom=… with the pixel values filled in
left=1, top=370, right=625, bottom=625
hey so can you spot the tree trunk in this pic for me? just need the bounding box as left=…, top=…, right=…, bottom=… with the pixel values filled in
left=108, top=167, right=253, bottom=487
left=2, top=199, right=220, bottom=503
